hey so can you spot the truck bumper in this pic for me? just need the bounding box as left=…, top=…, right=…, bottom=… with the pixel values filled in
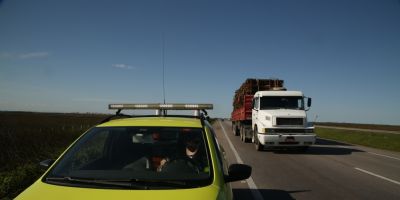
left=258, top=134, right=316, bottom=147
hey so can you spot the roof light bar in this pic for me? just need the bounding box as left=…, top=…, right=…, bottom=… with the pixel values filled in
left=109, top=103, right=213, bottom=110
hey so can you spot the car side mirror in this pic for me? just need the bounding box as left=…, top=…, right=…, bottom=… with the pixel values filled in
left=307, top=98, right=312, bottom=107
left=224, top=164, right=252, bottom=183
left=39, top=159, right=55, bottom=170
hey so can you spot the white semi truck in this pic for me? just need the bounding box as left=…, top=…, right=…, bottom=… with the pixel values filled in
left=231, top=79, right=316, bottom=151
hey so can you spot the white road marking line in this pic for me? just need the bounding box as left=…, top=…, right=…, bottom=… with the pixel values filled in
left=218, top=120, right=243, bottom=164
left=367, top=152, right=400, bottom=161
left=355, top=168, right=400, bottom=186
left=319, top=138, right=400, bottom=161
left=218, top=120, right=264, bottom=200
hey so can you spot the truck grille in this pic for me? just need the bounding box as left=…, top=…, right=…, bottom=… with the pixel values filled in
left=274, top=129, right=307, bottom=133
left=276, top=118, right=304, bottom=126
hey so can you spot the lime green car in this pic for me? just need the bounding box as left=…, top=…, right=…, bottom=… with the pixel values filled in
left=16, top=104, right=251, bottom=200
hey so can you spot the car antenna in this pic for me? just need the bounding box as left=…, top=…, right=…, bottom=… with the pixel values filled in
left=162, top=33, right=167, bottom=116
left=162, top=32, right=166, bottom=105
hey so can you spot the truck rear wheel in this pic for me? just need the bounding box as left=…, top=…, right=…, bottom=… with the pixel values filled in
left=240, top=126, right=244, bottom=141
left=232, top=123, right=239, bottom=136
left=241, top=128, right=251, bottom=143
left=240, top=126, right=248, bottom=143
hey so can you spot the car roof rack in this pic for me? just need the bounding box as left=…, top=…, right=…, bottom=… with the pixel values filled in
left=100, top=103, right=213, bottom=123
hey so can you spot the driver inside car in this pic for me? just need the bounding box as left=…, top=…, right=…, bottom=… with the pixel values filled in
left=158, top=132, right=208, bottom=173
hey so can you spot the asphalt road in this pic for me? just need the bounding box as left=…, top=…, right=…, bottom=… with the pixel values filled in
left=213, top=120, right=400, bottom=200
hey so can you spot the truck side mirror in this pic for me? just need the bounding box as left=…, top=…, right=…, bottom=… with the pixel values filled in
left=307, top=98, right=312, bottom=107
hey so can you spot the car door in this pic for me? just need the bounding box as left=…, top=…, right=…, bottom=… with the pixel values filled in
left=205, top=123, right=233, bottom=200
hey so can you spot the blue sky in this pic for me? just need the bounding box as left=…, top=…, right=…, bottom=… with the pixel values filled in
left=0, top=0, right=399, bottom=125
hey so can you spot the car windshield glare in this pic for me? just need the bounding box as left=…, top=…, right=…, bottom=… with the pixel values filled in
left=45, top=126, right=212, bottom=189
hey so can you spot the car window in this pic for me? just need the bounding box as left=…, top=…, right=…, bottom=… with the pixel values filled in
left=204, top=121, right=228, bottom=173
left=45, top=126, right=212, bottom=189
left=71, top=130, right=109, bottom=170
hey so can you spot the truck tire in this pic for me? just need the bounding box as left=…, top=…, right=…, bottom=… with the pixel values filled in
left=242, top=128, right=251, bottom=143
left=232, top=123, right=239, bottom=136
left=234, top=125, right=239, bottom=136
left=240, top=126, right=244, bottom=141
left=240, top=126, right=249, bottom=143
left=254, top=129, right=264, bottom=151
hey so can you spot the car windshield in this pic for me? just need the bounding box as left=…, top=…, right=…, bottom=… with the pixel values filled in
left=260, top=96, right=304, bottom=110
left=44, top=126, right=212, bottom=189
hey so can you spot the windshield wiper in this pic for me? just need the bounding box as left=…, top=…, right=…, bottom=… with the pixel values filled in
left=45, top=177, right=147, bottom=189
left=118, top=179, right=190, bottom=188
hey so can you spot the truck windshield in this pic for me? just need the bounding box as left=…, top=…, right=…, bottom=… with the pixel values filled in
left=260, top=96, right=304, bottom=110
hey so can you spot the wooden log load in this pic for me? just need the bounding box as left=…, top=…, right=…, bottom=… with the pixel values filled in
left=233, top=79, right=284, bottom=109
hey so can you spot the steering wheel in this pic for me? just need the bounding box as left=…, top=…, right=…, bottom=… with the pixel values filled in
left=160, top=156, right=200, bottom=174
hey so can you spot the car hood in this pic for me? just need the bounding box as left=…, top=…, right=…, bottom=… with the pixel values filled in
left=15, top=180, right=222, bottom=200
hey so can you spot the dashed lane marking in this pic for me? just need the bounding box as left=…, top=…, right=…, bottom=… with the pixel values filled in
left=218, top=120, right=264, bottom=200
left=355, top=168, right=400, bottom=186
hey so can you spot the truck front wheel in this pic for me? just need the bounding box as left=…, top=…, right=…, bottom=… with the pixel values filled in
left=254, top=128, right=264, bottom=151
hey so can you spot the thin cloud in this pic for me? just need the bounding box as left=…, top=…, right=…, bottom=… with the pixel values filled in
left=0, top=52, right=13, bottom=59
left=112, top=64, right=135, bottom=70
left=19, top=52, right=49, bottom=59
left=72, top=98, right=125, bottom=103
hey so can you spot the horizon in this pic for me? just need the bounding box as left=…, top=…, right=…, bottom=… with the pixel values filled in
left=1, top=110, right=399, bottom=127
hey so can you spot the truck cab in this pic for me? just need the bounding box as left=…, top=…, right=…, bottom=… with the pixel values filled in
left=251, top=91, right=316, bottom=151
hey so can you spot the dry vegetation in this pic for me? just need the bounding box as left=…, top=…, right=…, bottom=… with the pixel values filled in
left=0, top=111, right=109, bottom=199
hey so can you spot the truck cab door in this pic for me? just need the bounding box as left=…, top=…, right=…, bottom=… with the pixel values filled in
left=252, top=97, right=259, bottom=128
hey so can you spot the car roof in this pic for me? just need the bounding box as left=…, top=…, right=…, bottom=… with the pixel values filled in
left=96, top=116, right=203, bottom=128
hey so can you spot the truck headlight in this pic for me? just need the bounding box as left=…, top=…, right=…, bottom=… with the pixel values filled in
left=264, top=129, right=276, bottom=134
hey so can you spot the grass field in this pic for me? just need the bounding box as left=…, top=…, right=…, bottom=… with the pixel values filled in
left=316, top=127, right=400, bottom=152
left=0, top=111, right=109, bottom=199
left=315, top=122, right=400, bottom=132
